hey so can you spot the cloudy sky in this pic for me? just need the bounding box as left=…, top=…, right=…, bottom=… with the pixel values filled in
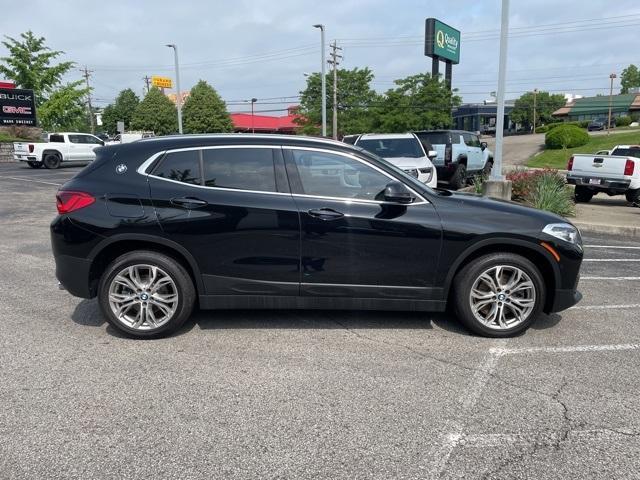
left=2, top=0, right=639, bottom=114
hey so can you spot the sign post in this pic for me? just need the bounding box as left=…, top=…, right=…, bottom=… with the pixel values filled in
left=0, top=88, right=37, bottom=126
left=425, top=18, right=460, bottom=88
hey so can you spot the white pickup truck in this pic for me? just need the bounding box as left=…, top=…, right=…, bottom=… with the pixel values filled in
left=13, top=132, right=105, bottom=169
left=566, top=144, right=640, bottom=205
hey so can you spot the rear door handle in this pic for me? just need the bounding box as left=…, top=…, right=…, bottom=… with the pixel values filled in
left=170, top=197, right=208, bottom=209
left=308, top=208, right=344, bottom=220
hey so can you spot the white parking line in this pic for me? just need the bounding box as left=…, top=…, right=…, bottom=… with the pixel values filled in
left=583, top=259, right=640, bottom=262
left=570, top=304, right=640, bottom=310
left=462, top=429, right=637, bottom=447
left=492, top=343, right=640, bottom=356
left=586, top=245, right=640, bottom=249
left=581, top=276, right=640, bottom=280
left=0, top=176, right=62, bottom=186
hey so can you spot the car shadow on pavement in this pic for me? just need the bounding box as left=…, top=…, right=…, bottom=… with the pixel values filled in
left=70, top=299, right=559, bottom=338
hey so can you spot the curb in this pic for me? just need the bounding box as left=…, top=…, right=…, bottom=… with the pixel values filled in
left=573, top=221, right=640, bottom=239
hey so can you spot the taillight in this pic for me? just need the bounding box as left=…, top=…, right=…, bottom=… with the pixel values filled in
left=56, top=191, right=95, bottom=214
left=28, top=144, right=34, bottom=153
left=567, top=155, right=574, bottom=171
left=444, top=144, right=452, bottom=164
left=624, top=158, right=635, bottom=176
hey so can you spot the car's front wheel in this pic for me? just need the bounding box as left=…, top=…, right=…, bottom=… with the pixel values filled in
left=452, top=253, right=545, bottom=337
left=98, top=251, right=196, bottom=338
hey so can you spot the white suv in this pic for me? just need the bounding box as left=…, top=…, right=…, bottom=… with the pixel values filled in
left=354, top=133, right=438, bottom=188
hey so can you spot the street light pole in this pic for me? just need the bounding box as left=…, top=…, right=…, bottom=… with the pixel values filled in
left=607, top=73, right=617, bottom=135
left=251, top=97, right=257, bottom=133
left=313, top=24, right=327, bottom=137
left=532, top=88, right=538, bottom=134
left=166, top=44, right=183, bottom=134
left=491, top=0, right=509, bottom=181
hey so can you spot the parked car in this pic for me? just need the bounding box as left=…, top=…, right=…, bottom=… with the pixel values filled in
left=354, top=133, right=438, bottom=188
left=566, top=145, right=640, bottom=204
left=52, top=134, right=583, bottom=339
left=106, top=131, right=155, bottom=145
left=13, top=132, right=105, bottom=169
left=413, top=130, right=493, bottom=190
left=587, top=118, right=615, bottom=131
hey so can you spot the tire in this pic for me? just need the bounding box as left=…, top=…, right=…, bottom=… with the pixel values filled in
left=98, top=250, right=196, bottom=338
left=574, top=185, right=594, bottom=203
left=27, top=161, right=42, bottom=169
left=452, top=253, right=546, bottom=338
left=625, top=189, right=640, bottom=205
left=449, top=162, right=467, bottom=190
left=43, top=153, right=61, bottom=169
left=482, top=159, right=493, bottom=177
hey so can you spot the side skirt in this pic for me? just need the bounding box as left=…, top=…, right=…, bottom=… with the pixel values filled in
left=199, top=295, right=447, bottom=312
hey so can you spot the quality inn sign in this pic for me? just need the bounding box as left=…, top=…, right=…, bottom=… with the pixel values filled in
left=425, top=18, right=461, bottom=64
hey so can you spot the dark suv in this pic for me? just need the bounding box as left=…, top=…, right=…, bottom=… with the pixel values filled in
left=52, top=134, right=583, bottom=338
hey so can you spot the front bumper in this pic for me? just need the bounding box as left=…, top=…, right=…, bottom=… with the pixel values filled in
left=567, top=174, right=630, bottom=191
left=550, top=288, right=582, bottom=313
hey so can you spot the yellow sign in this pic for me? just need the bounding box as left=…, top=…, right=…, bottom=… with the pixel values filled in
left=152, top=76, right=173, bottom=89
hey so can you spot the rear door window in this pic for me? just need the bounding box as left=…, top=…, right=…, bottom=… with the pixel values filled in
left=153, top=150, right=201, bottom=186
left=202, top=147, right=277, bottom=192
left=49, top=134, right=65, bottom=143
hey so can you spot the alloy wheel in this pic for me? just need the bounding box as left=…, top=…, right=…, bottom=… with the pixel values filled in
left=468, top=265, right=536, bottom=330
left=108, top=264, right=179, bottom=331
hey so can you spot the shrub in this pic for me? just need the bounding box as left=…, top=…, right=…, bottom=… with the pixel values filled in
left=545, top=124, right=589, bottom=149
left=507, top=168, right=546, bottom=201
left=616, top=116, right=632, bottom=127
left=471, top=173, right=487, bottom=194
left=526, top=171, right=575, bottom=217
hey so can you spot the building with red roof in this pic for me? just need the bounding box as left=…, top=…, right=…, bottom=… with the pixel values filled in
left=230, top=106, right=302, bottom=134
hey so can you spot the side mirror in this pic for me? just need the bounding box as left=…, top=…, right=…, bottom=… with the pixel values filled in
left=480, top=141, right=488, bottom=150
left=99, top=140, right=105, bottom=146
left=427, top=150, right=438, bottom=160
left=384, top=181, right=414, bottom=204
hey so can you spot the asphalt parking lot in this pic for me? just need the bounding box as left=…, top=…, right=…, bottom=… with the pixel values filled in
left=1, top=161, right=639, bottom=479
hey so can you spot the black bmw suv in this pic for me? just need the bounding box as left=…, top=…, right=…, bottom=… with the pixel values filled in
left=51, top=134, right=583, bottom=338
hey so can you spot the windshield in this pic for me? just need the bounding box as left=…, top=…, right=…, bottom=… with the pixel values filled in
left=356, top=137, right=424, bottom=158
left=612, top=147, right=640, bottom=158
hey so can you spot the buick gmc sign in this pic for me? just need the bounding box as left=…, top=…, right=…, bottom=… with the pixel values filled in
left=0, top=88, right=37, bottom=126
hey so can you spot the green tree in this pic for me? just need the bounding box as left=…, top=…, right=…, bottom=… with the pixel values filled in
left=297, top=67, right=379, bottom=136
left=0, top=31, right=74, bottom=106
left=130, top=87, right=177, bottom=135
left=101, top=88, right=140, bottom=134
left=38, top=80, right=89, bottom=131
left=620, top=64, right=640, bottom=94
left=374, top=74, right=461, bottom=132
left=182, top=80, right=233, bottom=133
left=510, top=91, right=566, bottom=131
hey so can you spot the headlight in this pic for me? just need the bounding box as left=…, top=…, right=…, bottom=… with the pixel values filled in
left=419, top=167, right=433, bottom=182
left=543, top=223, right=582, bottom=246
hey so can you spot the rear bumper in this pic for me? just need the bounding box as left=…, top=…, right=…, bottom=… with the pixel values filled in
left=54, top=254, right=93, bottom=298
left=567, top=174, right=631, bottom=191
left=550, top=289, right=582, bottom=313
left=16, top=155, right=38, bottom=162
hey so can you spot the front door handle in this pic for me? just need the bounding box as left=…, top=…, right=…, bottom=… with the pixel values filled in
left=170, top=197, right=208, bottom=209
left=308, top=208, right=344, bottom=220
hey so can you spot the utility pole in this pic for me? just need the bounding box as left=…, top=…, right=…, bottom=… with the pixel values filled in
left=143, top=75, right=151, bottom=94
left=250, top=98, right=257, bottom=133
left=80, top=66, right=95, bottom=134
left=532, top=88, right=538, bottom=134
left=313, top=24, right=327, bottom=137
left=607, top=73, right=617, bottom=135
left=328, top=40, right=342, bottom=140
left=166, top=44, right=183, bottom=134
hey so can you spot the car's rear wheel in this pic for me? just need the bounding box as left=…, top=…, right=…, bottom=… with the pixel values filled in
left=452, top=253, right=545, bottom=337
left=449, top=162, right=467, bottom=190
left=43, top=153, right=61, bottom=169
left=27, top=161, right=42, bottom=169
left=625, top=188, right=640, bottom=205
left=98, top=251, right=196, bottom=338
left=574, top=185, right=594, bottom=203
